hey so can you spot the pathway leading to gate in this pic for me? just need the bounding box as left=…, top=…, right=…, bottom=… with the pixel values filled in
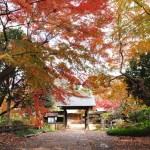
left=1, top=129, right=150, bottom=149
left=25, top=130, right=114, bottom=150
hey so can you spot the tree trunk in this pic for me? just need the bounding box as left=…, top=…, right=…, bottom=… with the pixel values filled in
left=6, top=100, right=11, bottom=125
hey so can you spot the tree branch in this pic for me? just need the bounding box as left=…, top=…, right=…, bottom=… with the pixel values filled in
left=0, top=101, right=21, bottom=116
left=0, top=66, right=16, bottom=84
left=134, top=0, right=150, bottom=16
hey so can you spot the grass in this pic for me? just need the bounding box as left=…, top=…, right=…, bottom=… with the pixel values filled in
left=11, top=126, right=54, bottom=136
left=107, top=127, right=150, bottom=137
left=11, top=129, right=40, bottom=136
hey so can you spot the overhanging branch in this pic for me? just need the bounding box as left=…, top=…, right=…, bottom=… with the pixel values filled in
left=134, top=0, right=150, bottom=16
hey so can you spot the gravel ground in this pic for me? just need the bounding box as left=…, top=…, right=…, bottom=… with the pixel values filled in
left=0, top=129, right=150, bottom=150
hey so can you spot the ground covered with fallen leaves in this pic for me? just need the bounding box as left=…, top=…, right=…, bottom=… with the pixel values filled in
left=0, top=130, right=150, bottom=150
left=0, top=132, right=27, bottom=150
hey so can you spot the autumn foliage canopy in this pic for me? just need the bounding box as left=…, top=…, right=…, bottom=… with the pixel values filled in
left=1, top=0, right=150, bottom=126
left=0, top=0, right=113, bottom=125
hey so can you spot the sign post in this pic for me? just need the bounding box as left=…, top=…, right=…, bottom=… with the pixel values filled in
left=46, top=113, right=58, bottom=130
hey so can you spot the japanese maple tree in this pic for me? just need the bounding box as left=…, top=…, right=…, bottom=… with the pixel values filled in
left=110, top=0, right=150, bottom=106
left=87, top=0, right=150, bottom=106
left=95, top=99, right=118, bottom=111
left=0, top=0, right=113, bottom=125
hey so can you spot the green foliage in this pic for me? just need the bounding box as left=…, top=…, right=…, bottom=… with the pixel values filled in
left=129, top=107, right=150, bottom=123
left=0, top=116, right=6, bottom=125
left=12, top=126, right=53, bottom=136
left=41, top=123, right=55, bottom=132
left=101, top=112, right=113, bottom=119
left=0, top=28, right=24, bottom=51
left=107, top=127, right=150, bottom=137
left=119, top=122, right=140, bottom=129
left=107, top=107, right=150, bottom=136
left=12, top=129, right=40, bottom=136
left=140, top=120, right=150, bottom=128
left=0, top=28, right=25, bottom=108
left=12, top=120, right=24, bottom=126
left=6, top=28, right=24, bottom=40
left=43, top=94, right=55, bottom=108
left=126, top=53, right=150, bottom=106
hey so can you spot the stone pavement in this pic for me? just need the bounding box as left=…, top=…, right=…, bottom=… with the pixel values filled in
left=24, top=130, right=114, bottom=150
left=1, top=129, right=150, bottom=150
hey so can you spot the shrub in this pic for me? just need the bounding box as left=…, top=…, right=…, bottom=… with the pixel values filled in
left=0, top=116, right=6, bottom=125
left=12, top=120, right=24, bottom=126
left=12, top=129, right=39, bottom=136
left=107, top=127, right=150, bottom=137
left=140, top=120, right=150, bottom=128
left=119, top=121, right=140, bottom=129
left=101, top=113, right=113, bottom=120
left=114, top=119, right=124, bottom=128
left=12, top=126, right=53, bottom=136
left=129, top=107, right=150, bottom=123
left=41, top=123, right=54, bottom=132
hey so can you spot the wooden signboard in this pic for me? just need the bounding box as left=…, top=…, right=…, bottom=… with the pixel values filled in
left=48, top=117, right=57, bottom=124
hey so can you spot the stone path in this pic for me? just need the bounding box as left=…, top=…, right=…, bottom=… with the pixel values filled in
left=24, top=130, right=114, bottom=150
left=1, top=129, right=150, bottom=150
